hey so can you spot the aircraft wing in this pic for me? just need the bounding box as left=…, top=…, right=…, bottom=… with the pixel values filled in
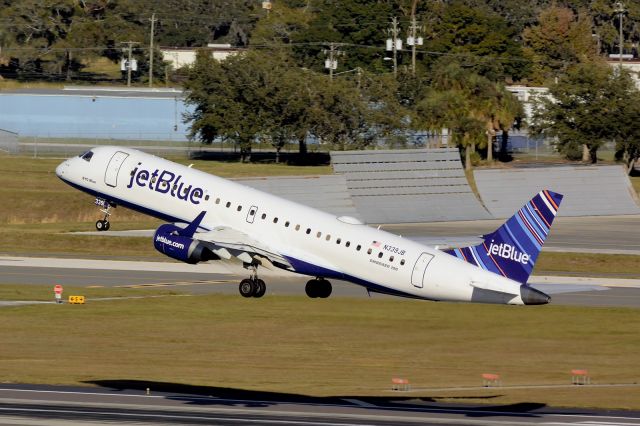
left=193, top=226, right=293, bottom=271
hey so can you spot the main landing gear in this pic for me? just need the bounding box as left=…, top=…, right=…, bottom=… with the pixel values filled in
left=94, top=198, right=113, bottom=231
left=239, top=263, right=266, bottom=298
left=305, top=278, right=332, bottom=299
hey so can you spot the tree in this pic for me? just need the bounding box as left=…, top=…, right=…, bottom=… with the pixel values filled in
left=522, top=6, right=598, bottom=85
left=183, top=50, right=265, bottom=162
left=415, top=61, right=522, bottom=169
left=529, top=62, right=636, bottom=164
left=422, top=1, right=528, bottom=82
left=613, top=80, right=640, bottom=174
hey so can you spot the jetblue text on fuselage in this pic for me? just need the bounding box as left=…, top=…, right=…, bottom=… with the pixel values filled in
left=487, top=240, right=530, bottom=265
left=127, top=165, right=204, bottom=205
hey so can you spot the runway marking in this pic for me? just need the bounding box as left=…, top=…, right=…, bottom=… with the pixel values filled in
left=341, top=398, right=377, bottom=408
left=116, top=279, right=235, bottom=288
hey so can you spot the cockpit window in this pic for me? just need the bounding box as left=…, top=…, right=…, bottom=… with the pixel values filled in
left=80, top=150, right=94, bottom=162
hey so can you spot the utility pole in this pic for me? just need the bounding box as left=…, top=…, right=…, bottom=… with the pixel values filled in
left=120, top=41, right=139, bottom=87
left=149, top=13, right=157, bottom=87
left=614, top=2, right=625, bottom=67
left=323, top=42, right=343, bottom=80
left=386, top=17, right=401, bottom=77
left=407, top=0, right=423, bottom=76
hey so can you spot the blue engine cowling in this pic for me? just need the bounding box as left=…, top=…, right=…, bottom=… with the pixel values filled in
left=153, top=224, right=218, bottom=264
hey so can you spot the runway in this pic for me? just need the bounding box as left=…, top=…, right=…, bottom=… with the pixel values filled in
left=1, top=256, right=639, bottom=307
left=1, top=384, right=640, bottom=426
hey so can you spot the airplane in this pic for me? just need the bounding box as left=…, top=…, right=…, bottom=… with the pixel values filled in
left=56, top=146, right=563, bottom=305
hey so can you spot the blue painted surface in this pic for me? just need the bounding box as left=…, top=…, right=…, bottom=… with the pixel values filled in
left=0, top=94, right=193, bottom=140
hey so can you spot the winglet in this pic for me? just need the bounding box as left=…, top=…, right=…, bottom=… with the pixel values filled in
left=178, top=211, right=207, bottom=238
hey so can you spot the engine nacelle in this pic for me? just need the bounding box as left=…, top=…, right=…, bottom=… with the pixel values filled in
left=153, top=224, right=218, bottom=264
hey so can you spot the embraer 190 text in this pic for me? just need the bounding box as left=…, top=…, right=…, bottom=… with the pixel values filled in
left=56, top=147, right=563, bottom=305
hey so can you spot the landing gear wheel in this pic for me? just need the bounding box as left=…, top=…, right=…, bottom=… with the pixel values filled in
left=253, top=279, right=266, bottom=298
left=239, top=279, right=255, bottom=298
left=103, top=221, right=110, bottom=231
left=95, top=220, right=106, bottom=231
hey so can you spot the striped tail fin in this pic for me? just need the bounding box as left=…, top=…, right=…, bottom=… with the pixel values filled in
left=444, top=190, right=563, bottom=284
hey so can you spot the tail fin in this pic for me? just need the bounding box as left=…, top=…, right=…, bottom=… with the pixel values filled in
left=444, top=190, right=563, bottom=284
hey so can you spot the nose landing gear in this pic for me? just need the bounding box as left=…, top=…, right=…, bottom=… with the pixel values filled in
left=94, top=198, right=113, bottom=231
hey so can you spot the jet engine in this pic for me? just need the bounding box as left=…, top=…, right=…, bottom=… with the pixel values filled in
left=153, top=224, right=218, bottom=264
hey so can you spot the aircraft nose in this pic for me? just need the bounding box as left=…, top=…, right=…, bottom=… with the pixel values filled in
left=56, top=160, right=68, bottom=178
left=520, top=285, right=551, bottom=305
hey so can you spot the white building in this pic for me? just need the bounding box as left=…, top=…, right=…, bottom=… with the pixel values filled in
left=160, top=44, right=244, bottom=69
left=505, top=85, right=549, bottom=121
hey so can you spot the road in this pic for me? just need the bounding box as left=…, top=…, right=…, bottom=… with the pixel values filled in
left=1, top=384, right=640, bottom=425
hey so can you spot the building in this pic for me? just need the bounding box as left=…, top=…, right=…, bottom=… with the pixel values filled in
left=160, top=44, right=244, bottom=70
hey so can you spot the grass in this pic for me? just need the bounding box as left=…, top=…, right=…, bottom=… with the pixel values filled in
left=0, top=288, right=638, bottom=410
left=536, top=252, right=640, bottom=277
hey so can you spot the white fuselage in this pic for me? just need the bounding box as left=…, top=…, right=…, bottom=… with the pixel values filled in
left=56, top=146, right=528, bottom=304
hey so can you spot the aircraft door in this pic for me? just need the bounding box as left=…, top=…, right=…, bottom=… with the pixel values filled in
left=104, top=151, right=129, bottom=187
left=246, top=205, right=258, bottom=223
left=411, top=252, right=434, bottom=288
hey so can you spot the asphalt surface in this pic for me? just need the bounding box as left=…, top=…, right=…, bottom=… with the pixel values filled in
left=1, top=384, right=640, bottom=426
left=1, top=256, right=639, bottom=307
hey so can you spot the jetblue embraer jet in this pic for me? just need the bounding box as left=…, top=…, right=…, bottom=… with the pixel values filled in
left=56, top=146, right=562, bottom=305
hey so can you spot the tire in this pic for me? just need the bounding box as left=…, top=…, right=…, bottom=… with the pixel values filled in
left=95, top=220, right=105, bottom=231
left=319, top=280, right=332, bottom=299
left=253, top=279, right=266, bottom=298
left=305, top=280, right=318, bottom=298
left=103, top=221, right=111, bottom=231
left=239, top=279, right=255, bottom=298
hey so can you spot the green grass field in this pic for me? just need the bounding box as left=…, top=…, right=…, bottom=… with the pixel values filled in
left=0, top=287, right=638, bottom=410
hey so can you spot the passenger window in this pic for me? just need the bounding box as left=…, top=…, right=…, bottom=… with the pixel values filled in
left=261, top=213, right=267, bottom=220
left=215, top=198, right=220, bottom=204
left=249, top=209, right=256, bottom=216
left=390, top=256, right=394, bottom=262
left=205, top=195, right=210, bottom=201
left=378, top=252, right=383, bottom=258
left=285, top=221, right=290, bottom=227
left=356, top=245, right=361, bottom=251
left=237, top=205, right=242, bottom=212
left=226, top=202, right=231, bottom=208
left=325, top=235, right=331, bottom=241
left=295, top=224, right=300, bottom=231
left=336, top=238, right=341, bottom=244
left=273, top=217, right=278, bottom=223
left=367, top=248, right=372, bottom=255
left=400, top=259, right=405, bottom=266
left=316, top=231, right=322, bottom=238
left=345, top=241, right=351, bottom=247
left=306, top=228, right=311, bottom=234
